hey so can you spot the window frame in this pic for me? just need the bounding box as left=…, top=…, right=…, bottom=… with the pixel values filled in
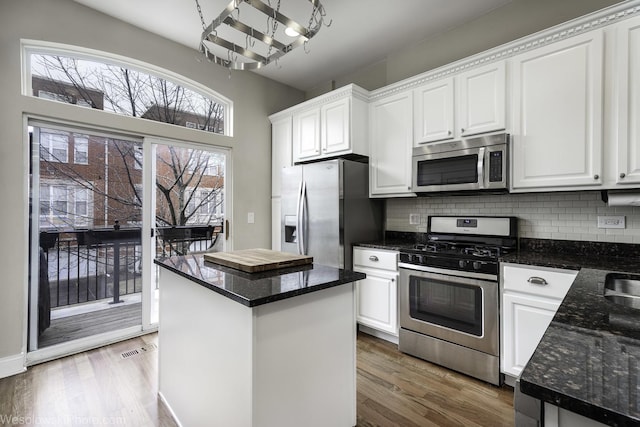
left=73, top=135, right=89, bottom=165
left=22, top=41, right=234, bottom=137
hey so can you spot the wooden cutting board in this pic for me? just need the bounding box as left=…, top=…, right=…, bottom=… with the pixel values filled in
left=203, top=248, right=313, bottom=273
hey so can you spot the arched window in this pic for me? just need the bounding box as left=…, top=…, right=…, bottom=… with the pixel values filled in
left=23, top=42, right=232, bottom=136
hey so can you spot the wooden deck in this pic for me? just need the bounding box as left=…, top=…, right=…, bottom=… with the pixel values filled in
left=38, top=302, right=142, bottom=348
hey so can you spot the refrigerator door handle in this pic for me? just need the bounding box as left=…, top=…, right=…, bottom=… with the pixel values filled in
left=299, top=181, right=307, bottom=255
left=295, top=181, right=303, bottom=255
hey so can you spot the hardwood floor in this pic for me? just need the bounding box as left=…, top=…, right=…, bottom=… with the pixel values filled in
left=0, top=332, right=514, bottom=426
left=356, top=332, right=514, bottom=427
left=0, top=334, right=176, bottom=427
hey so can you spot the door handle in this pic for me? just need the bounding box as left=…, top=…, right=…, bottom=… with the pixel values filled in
left=477, top=147, right=486, bottom=189
left=296, top=181, right=303, bottom=255
left=300, top=181, right=307, bottom=255
left=528, top=276, right=548, bottom=286
left=225, top=219, right=229, bottom=240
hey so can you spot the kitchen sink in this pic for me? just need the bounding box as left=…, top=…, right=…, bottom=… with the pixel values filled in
left=604, top=273, right=640, bottom=309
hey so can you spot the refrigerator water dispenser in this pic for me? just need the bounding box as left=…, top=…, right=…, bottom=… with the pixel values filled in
left=284, top=215, right=297, bottom=243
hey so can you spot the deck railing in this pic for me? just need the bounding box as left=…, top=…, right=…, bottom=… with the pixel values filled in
left=40, top=224, right=222, bottom=308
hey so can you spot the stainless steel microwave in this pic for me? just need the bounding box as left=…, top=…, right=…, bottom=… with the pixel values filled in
left=412, top=133, right=509, bottom=193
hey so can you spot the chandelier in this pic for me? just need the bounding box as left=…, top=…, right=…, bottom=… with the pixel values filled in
left=194, top=0, right=330, bottom=70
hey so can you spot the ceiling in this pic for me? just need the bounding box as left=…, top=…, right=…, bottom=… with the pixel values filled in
left=72, top=0, right=512, bottom=91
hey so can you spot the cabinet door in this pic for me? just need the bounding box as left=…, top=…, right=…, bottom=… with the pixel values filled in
left=413, top=77, right=454, bottom=144
left=502, top=292, right=559, bottom=378
left=616, top=16, right=640, bottom=185
left=293, top=108, right=321, bottom=162
left=511, top=31, right=604, bottom=190
left=271, top=115, right=292, bottom=198
left=321, top=97, right=350, bottom=155
left=458, top=62, right=506, bottom=137
left=355, top=271, right=398, bottom=336
left=370, top=92, right=414, bottom=196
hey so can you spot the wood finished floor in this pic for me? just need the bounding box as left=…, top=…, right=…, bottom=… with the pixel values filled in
left=0, top=332, right=514, bottom=426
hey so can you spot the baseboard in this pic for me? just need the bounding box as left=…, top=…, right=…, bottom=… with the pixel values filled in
left=358, top=324, right=399, bottom=345
left=158, top=391, right=183, bottom=427
left=0, top=353, right=26, bottom=379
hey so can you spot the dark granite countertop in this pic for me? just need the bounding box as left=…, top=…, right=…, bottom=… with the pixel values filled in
left=359, top=233, right=640, bottom=425
left=519, top=267, right=640, bottom=426
left=506, top=239, right=640, bottom=426
left=155, top=254, right=365, bottom=307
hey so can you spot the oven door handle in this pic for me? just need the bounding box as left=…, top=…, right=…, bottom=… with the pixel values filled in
left=477, top=146, right=486, bottom=189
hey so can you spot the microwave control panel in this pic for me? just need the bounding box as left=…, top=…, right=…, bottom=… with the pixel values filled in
left=488, top=151, right=503, bottom=182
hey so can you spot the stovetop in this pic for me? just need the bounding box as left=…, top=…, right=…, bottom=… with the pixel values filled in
left=399, top=239, right=517, bottom=277
left=396, top=216, right=519, bottom=277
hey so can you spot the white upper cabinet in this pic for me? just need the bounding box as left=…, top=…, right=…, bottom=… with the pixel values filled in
left=616, top=15, right=640, bottom=185
left=321, top=97, right=350, bottom=155
left=511, top=31, right=604, bottom=190
left=291, top=84, right=368, bottom=163
left=458, top=61, right=506, bottom=137
left=369, top=91, right=414, bottom=197
left=413, top=62, right=506, bottom=145
left=292, top=108, right=321, bottom=161
left=413, top=77, right=455, bottom=144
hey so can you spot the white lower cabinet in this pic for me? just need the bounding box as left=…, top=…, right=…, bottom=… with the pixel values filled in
left=501, top=263, right=578, bottom=382
left=353, top=247, right=399, bottom=341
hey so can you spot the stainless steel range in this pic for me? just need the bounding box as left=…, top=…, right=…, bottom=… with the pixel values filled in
left=398, top=216, right=517, bottom=386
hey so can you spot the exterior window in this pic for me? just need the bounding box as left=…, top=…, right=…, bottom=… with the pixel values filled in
left=40, top=182, right=93, bottom=227
left=74, top=136, right=88, bottom=164
left=40, top=131, right=69, bottom=163
left=51, top=185, right=68, bottom=218
left=29, top=52, right=229, bottom=135
left=186, top=150, right=223, bottom=176
left=200, top=190, right=214, bottom=215
left=134, top=148, right=142, bottom=170
left=74, top=188, right=88, bottom=217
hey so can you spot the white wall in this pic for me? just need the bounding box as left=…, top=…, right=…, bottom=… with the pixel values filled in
left=0, top=0, right=304, bottom=362
left=387, top=192, right=640, bottom=244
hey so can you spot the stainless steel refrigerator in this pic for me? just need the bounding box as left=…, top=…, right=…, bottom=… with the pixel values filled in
left=281, top=159, right=383, bottom=269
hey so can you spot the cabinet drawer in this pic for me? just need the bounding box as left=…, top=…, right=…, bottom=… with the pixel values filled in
left=353, top=248, right=398, bottom=271
left=502, top=263, right=578, bottom=300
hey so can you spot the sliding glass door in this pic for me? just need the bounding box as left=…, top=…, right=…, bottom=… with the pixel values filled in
left=28, top=122, right=230, bottom=358
left=29, top=122, right=145, bottom=353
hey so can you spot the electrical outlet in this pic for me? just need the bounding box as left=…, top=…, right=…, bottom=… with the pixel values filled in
left=409, top=214, right=420, bottom=225
left=247, top=212, right=255, bottom=224
left=597, top=215, right=625, bottom=229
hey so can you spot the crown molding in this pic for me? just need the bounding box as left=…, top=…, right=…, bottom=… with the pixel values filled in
left=269, top=83, right=368, bottom=121
left=369, top=1, right=640, bottom=100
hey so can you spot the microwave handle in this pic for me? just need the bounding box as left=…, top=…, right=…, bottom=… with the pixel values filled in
left=477, top=147, right=486, bottom=189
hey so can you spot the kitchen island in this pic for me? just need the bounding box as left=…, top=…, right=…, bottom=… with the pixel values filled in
left=154, top=254, right=365, bottom=427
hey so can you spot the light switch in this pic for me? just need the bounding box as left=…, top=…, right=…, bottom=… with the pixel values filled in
left=247, top=212, right=255, bottom=224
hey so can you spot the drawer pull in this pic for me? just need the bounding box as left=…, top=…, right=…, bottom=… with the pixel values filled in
left=528, top=276, right=548, bottom=286
left=369, top=255, right=379, bottom=262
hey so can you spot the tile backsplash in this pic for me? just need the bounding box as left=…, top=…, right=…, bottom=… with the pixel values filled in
left=386, top=191, right=640, bottom=244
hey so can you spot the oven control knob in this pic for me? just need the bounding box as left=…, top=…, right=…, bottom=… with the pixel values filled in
left=458, top=260, right=468, bottom=269
left=473, top=261, right=482, bottom=270
left=412, top=254, right=421, bottom=263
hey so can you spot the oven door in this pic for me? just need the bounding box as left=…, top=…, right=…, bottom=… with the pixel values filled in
left=399, top=266, right=498, bottom=356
